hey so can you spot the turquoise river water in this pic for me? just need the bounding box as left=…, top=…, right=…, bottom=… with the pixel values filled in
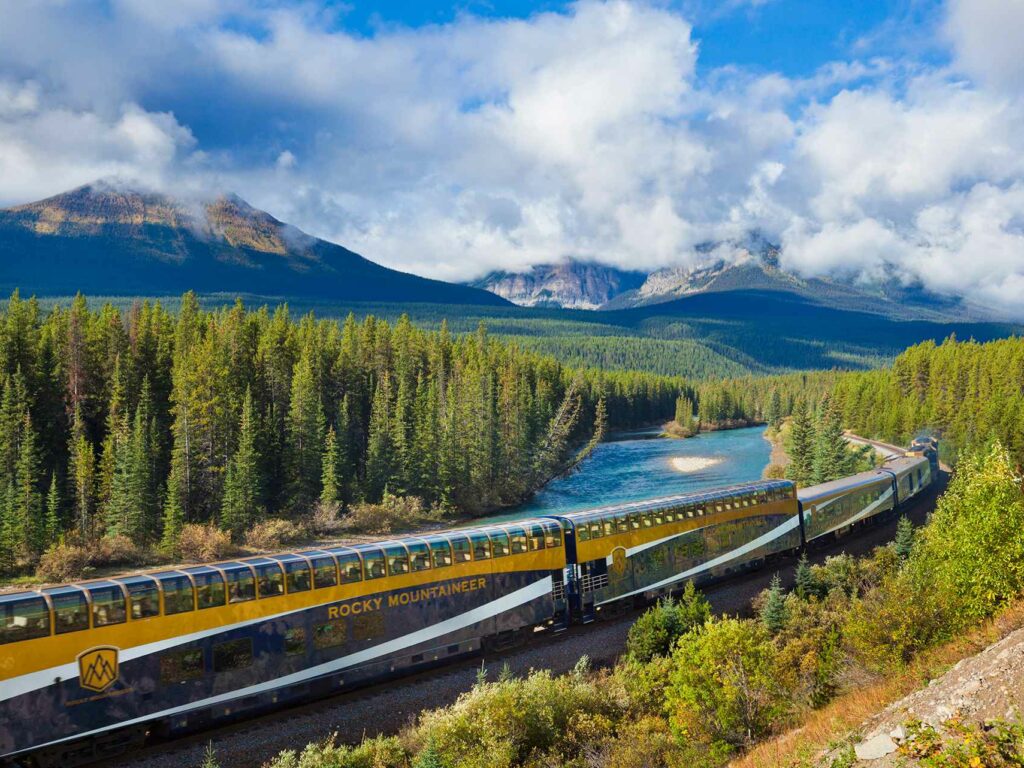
left=479, top=425, right=771, bottom=524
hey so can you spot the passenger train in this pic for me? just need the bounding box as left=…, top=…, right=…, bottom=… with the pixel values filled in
left=0, top=439, right=938, bottom=766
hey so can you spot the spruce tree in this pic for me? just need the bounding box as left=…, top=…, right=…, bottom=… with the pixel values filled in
left=45, top=471, right=61, bottom=543
left=320, top=426, right=341, bottom=508
left=787, top=399, right=816, bottom=486
left=894, top=514, right=914, bottom=561
left=14, top=413, right=42, bottom=556
left=364, top=372, right=394, bottom=502
left=794, top=553, right=817, bottom=600
left=286, top=352, right=324, bottom=512
left=812, top=395, right=849, bottom=484
left=221, top=387, right=262, bottom=535
left=160, top=463, right=186, bottom=553
left=760, top=573, right=788, bottom=634
left=68, top=405, right=95, bottom=540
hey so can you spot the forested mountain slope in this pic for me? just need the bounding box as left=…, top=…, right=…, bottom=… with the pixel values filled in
left=0, top=184, right=507, bottom=306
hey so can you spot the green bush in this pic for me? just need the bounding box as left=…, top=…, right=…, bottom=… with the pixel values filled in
left=666, top=617, right=792, bottom=752
left=264, top=735, right=407, bottom=768
left=625, top=581, right=711, bottom=663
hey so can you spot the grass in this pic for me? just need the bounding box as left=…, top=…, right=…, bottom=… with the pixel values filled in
left=735, top=600, right=1024, bottom=768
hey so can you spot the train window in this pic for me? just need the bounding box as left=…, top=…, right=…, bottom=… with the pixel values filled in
left=361, top=548, right=387, bottom=580
left=214, top=638, right=253, bottom=673
left=641, top=513, right=653, bottom=528
left=385, top=545, right=410, bottom=576
left=285, top=628, right=306, bottom=656
left=470, top=533, right=491, bottom=561
left=285, top=561, right=312, bottom=593
left=46, top=588, right=89, bottom=634
left=575, top=521, right=590, bottom=542
left=255, top=564, right=285, bottom=598
left=507, top=527, right=528, bottom=555
left=408, top=541, right=432, bottom=571
left=314, top=622, right=346, bottom=650
left=542, top=522, right=562, bottom=548
left=353, top=612, right=385, bottom=642
left=332, top=551, right=364, bottom=583
left=427, top=540, right=452, bottom=568
left=628, top=514, right=641, bottom=531
left=88, top=584, right=127, bottom=627
left=186, top=569, right=226, bottom=610
left=715, top=503, right=723, bottom=513
left=0, top=594, right=50, bottom=644
left=653, top=511, right=664, bottom=525
left=488, top=531, right=510, bottom=557
left=602, top=518, right=614, bottom=536
left=222, top=565, right=256, bottom=603
left=528, top=525, right=545, bottom=551
left=155, top=573, right=195, bottom=614
left=587, top=520, right=602, bottom=540
left=615, top=516, right=629, bottom=534
left=310, top=557, right=338, bottom=589
left=160, top=648, right=204, bottom=684
left=117, top=577, right=160, bottom=619
left=449, top=536, right=472, bottom=563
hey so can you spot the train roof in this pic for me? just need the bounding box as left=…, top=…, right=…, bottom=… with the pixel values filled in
left=797, top=453, right=928, bottom=503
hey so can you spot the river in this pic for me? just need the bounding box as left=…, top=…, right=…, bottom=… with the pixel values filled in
left=479, top=425, right=771, bottom=523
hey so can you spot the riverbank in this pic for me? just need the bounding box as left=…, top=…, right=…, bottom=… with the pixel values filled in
left=661, top=417, right=765, bottom=439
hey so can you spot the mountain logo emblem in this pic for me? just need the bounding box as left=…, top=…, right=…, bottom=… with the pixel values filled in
left=78, top=646, right=119, bottom=692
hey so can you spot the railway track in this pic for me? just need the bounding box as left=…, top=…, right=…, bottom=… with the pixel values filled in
left=97, top=461, right=947, bottom=768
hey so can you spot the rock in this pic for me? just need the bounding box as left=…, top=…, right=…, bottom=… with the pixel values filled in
left=890, top=725, right=907, bottom=742
left=855, top=734, right=898, bottom=760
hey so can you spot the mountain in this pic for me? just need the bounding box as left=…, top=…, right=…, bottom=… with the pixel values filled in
left=470, top=261, right=646, bottom=309
left=0, top=183, right=508, bottom=306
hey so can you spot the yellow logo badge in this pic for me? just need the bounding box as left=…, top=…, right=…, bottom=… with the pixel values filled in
left=78, top=646, right=119, bottom=693
left=610, top=546, right=628, bottom=577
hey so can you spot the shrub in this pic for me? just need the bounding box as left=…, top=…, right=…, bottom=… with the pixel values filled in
left=342, top=493, right=445, bottom=536
left=265, top=735, right=407, bottom=768
left=308, top=501, right=343, bottom=537
left=93, top=535, right=146, bottom=567
left=245, top=518, right=298, bottom=552
left=178, top=524, right=234, bottom=563
left=36, top=541, right=91, bottom=582
left=625, top=581, right=711, bottom=663
left=666, top=617, right=792, bottom=751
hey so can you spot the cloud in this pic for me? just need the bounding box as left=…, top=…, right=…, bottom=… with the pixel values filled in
left=0, top=0, right=1023, bottom=316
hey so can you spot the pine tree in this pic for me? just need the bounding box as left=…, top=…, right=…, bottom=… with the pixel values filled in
left=894, top=514, right=914, bottom=561
left=760, top=573, right=788, bottom=634
left=766, top=389, right=782, bottom=427
left=787, top=399, right=816, bottom=486
left=0, top=482, right=15, bottom=573
left=221, top=387, right=262, bottom=535
left=812, top=395, right=849, bottom=484
left=68, top=405, right=95, bottom=540
left=320, top=426, right=341, bottom=507
left=14, top=412, right=43, bottom=556
left=160, top=462, right=186, bottom=553
left=45, top=471, right=61, bottom=543
left=794, top=553, right=817, bottom=600
left=286, top=352, right=324, bottom=511
left=364, top=372, right=394, bottom=502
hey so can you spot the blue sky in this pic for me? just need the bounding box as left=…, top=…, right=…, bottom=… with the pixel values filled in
left=0, top=0, right=1022, bottom=315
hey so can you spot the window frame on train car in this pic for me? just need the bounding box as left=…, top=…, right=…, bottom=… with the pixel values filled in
left=218, top=562, right=257, bottom=603
left=601, top=516, right=614, bottom=536
left=406, top=539, right=433, bottom=571
left=469, top=532, right=491, bottom=561
left=382, top=542, right=410, bottom=576
left=641, top=512, right=653, bottom=528
left=298, top=552, right=339, bottom=589
left=653, top=510, right=665, bottom=525
left=327, top=547, right=365, bottom=583
left=627, top=513, right=641, bottom=531
left=614, top=515, right=629, bottom=534
left=527, top=523, right=546, bottom=551
left=85, top=582, right=128, bottom=628
left=574, top=518, right=591, bottom=542
left=485, top=529, right=510, bottom=557
left=213, top=637, right=253, bottom=673
left=43, top=585, right=89, bottom=635
left=506, top=526, right=528, bottom=555
left=448, top=534, right=472, bottom=563
left=273, top=556, right=313, bottom=594
left=183, top=566, right=227, bottom=610
left=586, top=519, right=602, bottom=539
left=241, top=559, right=285, bottom=598
left=154, top=571, right=196, bottom=615
left=541, top=520, right=562, bottom=548
left=0, top=592, right=51, bottom=644
left=115, top=575, right=161, bottom=620
left=421, top=537, right=452, bottom=569
left=357, top=546, right=388, bottom=580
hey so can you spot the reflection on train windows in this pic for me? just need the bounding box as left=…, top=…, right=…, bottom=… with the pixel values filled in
left=575, top=522, right=590, bottom=542
left=88, top=584, right=127, bottom=627
left=331, top=551, right=363, bottom=583
left=222, top=565, right=256, bottom=603
left=156, top=573, right=195, bottom=615
left=587, top=520, right=602, bottom=540
left=309, top=557, right=338, bottom=589
left=361, top=548, right=387, bottom=580
left=449, top=536, right=472, bottom=563
left=542, top=521, right=562, bottom=548
left=602, top=518, right=614, bottom=537
left=653, top=512, right=664, bottom=526
left=285, top=561, right=312, bottom=593
left=470, top=533, right=491, bottom=560
left=488, top=531, right=510, bottom=557
left=254, top=563, right=285, bottom=598
left=214, top=638, right=253, bottom=673
left=353, top=612, right=385, bottom=641
left=615, top=516, right=629, bottom=534
left=528, top=524, right=545, bottom=551
left=118, top=577, right=160, bottom=619
left=160, top=648, right=204, bottom=684
left=507, top=527, right=528, bottom=555
left=427, top=539, right=452, bottom=568
left=0, top=594, right=50, bottom=644
left=46, top=587, right=89, bottom=634
left=314, top=622, right=346, bottom=650
left=641, top=514, right=653, bottom=528
left=407, top=541, right=432, bottom=571
left=186, top=568, right=226, bottom=609
left=628, top=514, right=641, bottom=531
left=285, top=627, right=306, bottom=656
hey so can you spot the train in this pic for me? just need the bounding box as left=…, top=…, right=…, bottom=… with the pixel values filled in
left=0, top=439, right=938, bottom=766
